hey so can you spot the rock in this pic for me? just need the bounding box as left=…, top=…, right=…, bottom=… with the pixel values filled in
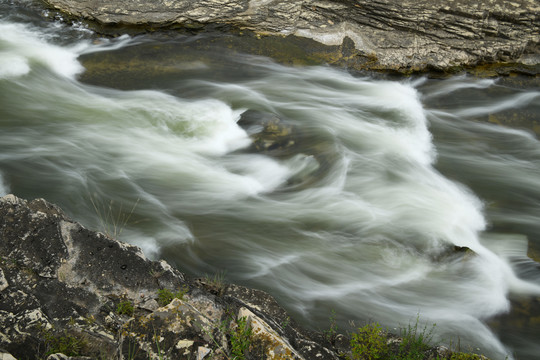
left=196, top=346, right=211, bottom=360
left=46, top=355, right=93, bottom=360
left=42, top=0, right=539, bottom=74
left=0, top=268, right=8, bottom=291
left=0, top=352, right=17, bottom=360
left=238, top=110, right=297, bottom=156
left=236, top=110, right=339, bottom=190
left=0, top=194, right=342, bottom=359
left=238, top=307, right=304, bottom=359
left=425, top=345, right=453, bottom=360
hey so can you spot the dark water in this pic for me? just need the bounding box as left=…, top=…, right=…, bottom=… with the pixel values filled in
left=1, top=1, right=540, bottom=359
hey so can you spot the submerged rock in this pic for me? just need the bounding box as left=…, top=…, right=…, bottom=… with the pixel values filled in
left=238, top=110, right=297, bottom=156
left=43, top=0, right=539, bottom=74
left=237, top=110, right=341, bottom=190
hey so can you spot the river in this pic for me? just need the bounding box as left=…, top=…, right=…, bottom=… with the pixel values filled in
left=1, top=1, right=540, bottom=359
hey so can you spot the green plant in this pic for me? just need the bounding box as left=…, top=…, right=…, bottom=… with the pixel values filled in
left=281, top=316, right=291, bottom=330
left=125, top=338, right=139, bottom=360
left=197, top=320, right=232, bottom=360
left=449, top=353, right=482, bottom=360
left=324, top=309, right=338, bottom=343
left=116, top=300, right=134, bottom=316
left=89, top=194, right=139, bottom=239
left=230, top=316, right=253, bottom=360
left=84, top=315, right=96, bottom=325
left=349, top=323, right=389, bottom=360
left=157, top=285, right=189, bottom=307
left=42, top=329, right=87, bottom=357
left=209, top=271, right=226, bottom=284
left=397, top=317, right=435, bottom=359
left=153, top=332, right=168, bottom=360
left=203, top=270, right=227, bottom=294
left=196, top=313, right=255, bottom=360
left=348, top=318, right=488, bottom=360
left=121, top=322, right=140, bottom=360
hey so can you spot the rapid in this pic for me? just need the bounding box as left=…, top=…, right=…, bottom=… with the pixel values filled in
left=1, top=1, right=540, bottom=358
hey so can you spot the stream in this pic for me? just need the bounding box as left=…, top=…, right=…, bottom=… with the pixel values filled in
left=1, top=1, right=540, bottom=359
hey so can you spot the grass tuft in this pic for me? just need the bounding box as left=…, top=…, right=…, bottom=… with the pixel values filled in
left=347, top=317, right=486, bottom=360
left=42, top=329, right=87, bottom=357
left=116, top=300, right=134, bottom=316
left=157, top=285, right=189, bottom=307
left=89, top=194, right=139, bottom=239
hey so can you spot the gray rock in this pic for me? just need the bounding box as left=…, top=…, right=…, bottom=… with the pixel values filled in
left=0, top=352, right=17, bottom=360
left=0, top=194, right=341, bottom=359
left=43, top=0, right=539, bottom=73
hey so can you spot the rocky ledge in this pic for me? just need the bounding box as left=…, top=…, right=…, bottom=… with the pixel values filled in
left=42, top=0, right=539, bottom=75
left=0, top=195, right=489, bottom=359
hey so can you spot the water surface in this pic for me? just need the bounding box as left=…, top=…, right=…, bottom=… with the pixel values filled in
left=1, top=2, right=540, bottom=358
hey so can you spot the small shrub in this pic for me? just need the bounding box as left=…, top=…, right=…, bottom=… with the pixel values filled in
left=349, top=323, right=389, bottom=360
left=230, top=316, right=253, bottom=360
left=157, top=285, right=189, bottom=307
left=116, top=300, right=134, bottom=316
left=324, top=310, right=338, bottom=343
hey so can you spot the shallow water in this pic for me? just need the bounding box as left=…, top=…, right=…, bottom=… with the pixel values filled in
left=1, top=2, right=540, bottom=358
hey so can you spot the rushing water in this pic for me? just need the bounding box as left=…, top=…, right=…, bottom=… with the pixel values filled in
left=1, top=1, right=540, bottom=359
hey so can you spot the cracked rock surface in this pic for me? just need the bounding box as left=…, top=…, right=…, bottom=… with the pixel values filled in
left=0, top=194, right=341, bottom=359
left=42, top=0, right=539, bottom=73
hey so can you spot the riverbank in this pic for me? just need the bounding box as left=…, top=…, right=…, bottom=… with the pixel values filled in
left=0, top=195, right=488, bottom=359
left=41, top=0, right=539, bottom=76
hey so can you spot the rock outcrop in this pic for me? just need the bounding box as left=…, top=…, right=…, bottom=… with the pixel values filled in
left=0, top=194, right=341, bottom=359
left=42, top=0, right=539, bottom=74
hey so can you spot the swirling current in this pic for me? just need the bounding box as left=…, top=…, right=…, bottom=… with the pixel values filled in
left=1, top=2, right=540, bottom=359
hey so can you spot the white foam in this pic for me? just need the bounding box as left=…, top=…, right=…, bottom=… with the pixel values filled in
left=421, top=76, right=497, bottom=98
left=0, top=22, right=84, bottom=78
left=0, top=53, right=30, bottom=78
left=454, top=91, right=540, bottom=117
left=78, top=34, right=134, bottom=55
